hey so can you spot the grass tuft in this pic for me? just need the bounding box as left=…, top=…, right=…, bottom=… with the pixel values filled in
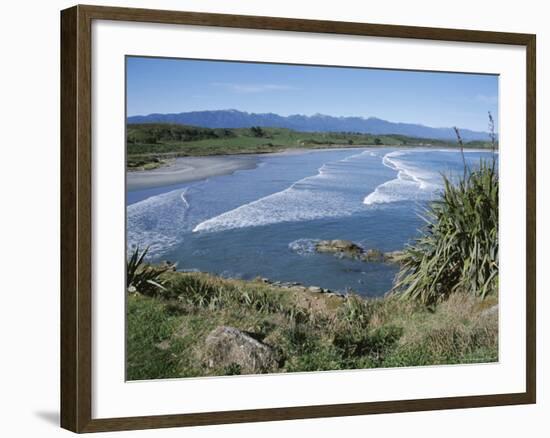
left=126, top=247, right=170, bottom=296
left=394, top=158, right=499, bottom=305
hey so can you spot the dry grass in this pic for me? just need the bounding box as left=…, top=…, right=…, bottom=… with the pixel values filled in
left=376, top=292, right=498, bottom=366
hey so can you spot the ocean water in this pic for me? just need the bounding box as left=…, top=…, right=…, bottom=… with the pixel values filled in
left=127, top=148, right=496, bottom=297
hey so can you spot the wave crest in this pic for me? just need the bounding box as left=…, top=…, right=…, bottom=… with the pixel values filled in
left=363, top=151, right=440, bottom=205
left=193, top=151, right=374, bottom=233
left=126, top=188, right=190, bottom=257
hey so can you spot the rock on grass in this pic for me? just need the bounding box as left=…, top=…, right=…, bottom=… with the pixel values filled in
left=203, top=326, right=279, bottom=374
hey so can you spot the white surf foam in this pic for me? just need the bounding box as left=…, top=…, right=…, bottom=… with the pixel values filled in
left=193, top=150, right=374, bottom=233
left=288, top=238, right=321, bottom=255
left=126, top=188, right=190, bottom=257
left=363, top=151, right=441, bottom=205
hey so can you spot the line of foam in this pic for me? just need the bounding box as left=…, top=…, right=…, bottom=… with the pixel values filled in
left=126, top=187, right=192, bottom=257
left=363, top=151, right=436, bottom=205
left=193, top=150, right=372, bottom=233
left=180, top=189, right=190, bottom=208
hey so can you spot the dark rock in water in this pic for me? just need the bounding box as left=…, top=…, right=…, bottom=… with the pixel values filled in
left=361, top=248, right=385, bottom=262
left=315, top=239, right=364, bottom=258
left=314, top=238, right=404, bottom=264
left=203, top=326, right=278, bottom=374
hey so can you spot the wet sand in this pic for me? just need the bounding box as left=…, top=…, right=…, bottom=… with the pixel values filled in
left=127, top=155, right=259, bottom=191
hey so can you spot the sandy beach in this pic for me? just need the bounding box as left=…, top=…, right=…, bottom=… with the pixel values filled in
left=127, top=155, right=259, bottom=191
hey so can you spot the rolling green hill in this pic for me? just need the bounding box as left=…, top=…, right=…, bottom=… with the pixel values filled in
left=126, top=123, right=494, bottom=169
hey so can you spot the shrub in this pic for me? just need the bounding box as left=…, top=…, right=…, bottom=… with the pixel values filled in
left=126, top=247, right=169, bottom=296
left=338, top=294, right=371, bottom=329
left=394, top=159, right=498, bottom=305
left=167, top=274, right=289, bottom=314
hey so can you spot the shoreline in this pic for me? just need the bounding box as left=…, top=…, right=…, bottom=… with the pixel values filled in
left=127, top=145, right=495, bottom=192
left=126, top=146, right=367, bottom=191
left=127, top=155, right=259, bottom=191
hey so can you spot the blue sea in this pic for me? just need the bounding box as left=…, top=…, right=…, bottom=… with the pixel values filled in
left=127, top=148, right=495, bottom=297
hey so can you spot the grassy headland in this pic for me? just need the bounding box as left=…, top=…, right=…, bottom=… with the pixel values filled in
left=127, top=271, right=498, bottom=380
left=127, top=123, right=495, bottom=169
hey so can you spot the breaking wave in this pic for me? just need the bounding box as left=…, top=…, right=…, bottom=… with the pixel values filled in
left=362, top=149, right=494, bottom=206
left=363, top=151, right=441, bottom=205
left=288, top=238, right=321, bottom=255
left=126, top=188, right=191, bottom=257
left=193, top=151, right=375, bottom=233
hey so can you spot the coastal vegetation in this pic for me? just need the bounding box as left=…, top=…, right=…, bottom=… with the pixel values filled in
left=126, top=123, right=496, bottom=169
left=127, top=156, right=169, bottom=171
left=393, top=159, right=499, bottom=304
left=127, top=270, right=497, bottom=380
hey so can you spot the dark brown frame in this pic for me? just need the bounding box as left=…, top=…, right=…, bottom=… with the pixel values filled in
left=61, top=4, right=536, bottom=433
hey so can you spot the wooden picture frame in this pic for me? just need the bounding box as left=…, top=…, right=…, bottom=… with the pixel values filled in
left=60, top=4, right=536, bottom=433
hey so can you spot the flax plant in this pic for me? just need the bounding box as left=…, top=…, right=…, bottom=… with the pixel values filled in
left=127, top=247, right=169, bottom=295
left=394, top=126, right=498, bottom=305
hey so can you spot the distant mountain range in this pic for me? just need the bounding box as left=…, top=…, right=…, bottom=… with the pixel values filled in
left=127, top=109, right=491, bottom=142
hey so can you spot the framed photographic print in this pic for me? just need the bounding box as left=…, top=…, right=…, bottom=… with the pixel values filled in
left=60, top=4, right=536, bottom=433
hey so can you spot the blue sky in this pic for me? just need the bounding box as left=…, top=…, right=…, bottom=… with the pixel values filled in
left=126, top=57, right=498, bottom=132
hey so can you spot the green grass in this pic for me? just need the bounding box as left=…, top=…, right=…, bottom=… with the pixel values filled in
left=394, top=157, right=499, bottom=305
left=126, top=271, right=498, bottom=380
left=126, top=295, right=182, bottom=379
left=126, top=123, right=494, bottom=164
left=126, top=156, right=167, bottom=171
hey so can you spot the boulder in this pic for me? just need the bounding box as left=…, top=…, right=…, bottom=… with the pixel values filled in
left=315, top=239, right=404, bottom=264
left=315, top=240, right=364, bottom=258
left=308, top=286, right=323, bottom=293
left=203, top=326, right=278, bottom=374
left=361, top=248, right=385, bottom=262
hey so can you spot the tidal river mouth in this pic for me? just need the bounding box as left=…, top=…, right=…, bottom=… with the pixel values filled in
left=126, top=147, right=495, bottom=297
